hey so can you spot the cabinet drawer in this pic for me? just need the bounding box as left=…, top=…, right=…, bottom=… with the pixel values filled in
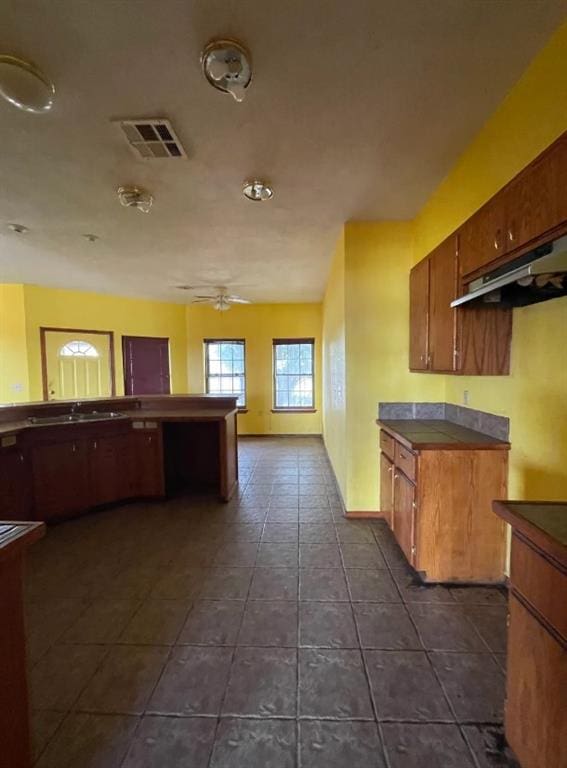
left=394, top=442, right=417, bottom=483
left=510, top=533, right=567, bottom=641
left=379, top=430, right=395, bottom=461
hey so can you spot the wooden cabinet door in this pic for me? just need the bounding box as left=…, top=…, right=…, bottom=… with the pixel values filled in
left=0, top=446, right=30, bottom=521
left=458, top=195, right=507, bottom=278
left=409, top=258, right=430, bottom=370
left=506, top=594, right=566, bottom=768
left=32, top=440, right=90, bottom=521
left=504, top=134, right=567, bottom=252
left=128, top=430, right=164, bottom=498
left=393, top=470, right=416, bottom=566
left=89, top=434, right=131, bottom=507
left=380, top=452, right=394, bottom=528
left=429, top=236, right=458, bottom=372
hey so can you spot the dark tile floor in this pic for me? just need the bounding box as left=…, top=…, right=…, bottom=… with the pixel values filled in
left=24, top=436, right=520, bottom=767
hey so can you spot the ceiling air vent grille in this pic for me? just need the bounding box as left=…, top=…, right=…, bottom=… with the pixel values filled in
left=114, top=118, right=187, bottom=159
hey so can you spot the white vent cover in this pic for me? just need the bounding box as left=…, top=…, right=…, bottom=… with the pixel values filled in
left=114, top=118, right=187, bottom=159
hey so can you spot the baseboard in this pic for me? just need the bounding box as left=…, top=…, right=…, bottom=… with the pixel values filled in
left=345, top=511, right=387, bottom=519
left=239, top=433, right=323, bottom=438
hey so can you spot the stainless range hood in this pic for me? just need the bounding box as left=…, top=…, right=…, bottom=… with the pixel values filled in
left=452, top=234, right=567, bottom=308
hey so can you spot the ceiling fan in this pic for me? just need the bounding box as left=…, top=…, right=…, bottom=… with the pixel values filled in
left=177, top=285, right=252, bottom=311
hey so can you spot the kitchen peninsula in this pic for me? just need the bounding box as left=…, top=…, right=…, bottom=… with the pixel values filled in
left=0, top=395, right=239, bottom=522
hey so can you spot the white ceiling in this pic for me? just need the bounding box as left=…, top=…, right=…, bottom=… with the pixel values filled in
left=1, top=1, right=565, bottom=303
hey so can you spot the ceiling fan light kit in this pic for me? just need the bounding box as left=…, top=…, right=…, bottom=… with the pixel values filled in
left=0, top=55, right=55, bottom=113
left=7, top=222, right=29, bottom=234
left=181, top=286, right=252, bottom=311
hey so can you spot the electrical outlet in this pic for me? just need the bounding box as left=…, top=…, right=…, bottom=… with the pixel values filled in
left=463, top=390, right=469, bottom=406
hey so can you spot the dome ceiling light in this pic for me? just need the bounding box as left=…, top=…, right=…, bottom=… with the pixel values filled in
left=201, top=39, right=252, bottom=103
left=0, top=55, right=55, bottom=113
left=243, top=180, right=274, bottom=202
left=117, top=185, right=153, bottom=213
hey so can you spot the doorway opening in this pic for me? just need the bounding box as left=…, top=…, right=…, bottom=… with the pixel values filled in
left=40, top=327, right=115, bottom=401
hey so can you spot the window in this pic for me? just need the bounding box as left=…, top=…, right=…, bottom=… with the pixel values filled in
left=204, top=339, right=246, bottom=407
left=59, top=340, right=99, bottom=357
left=273, top=338, right=315, bottom=410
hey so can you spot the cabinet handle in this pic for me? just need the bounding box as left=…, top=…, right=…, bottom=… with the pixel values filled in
left=493, top=229, right=502, bottom=251
left=19, top=452, right=24, bottom=463
left=394, top=473, right=399, bottom=480
left=412, top=501, right=417, bottom=510
left=93, top=440, right=97, bottom=450
left=147, top=436, right=153, bottom=444
left=387, top=466, right=393, bottom=473
left=72, top=443, right=77, bottom=453
left=507, top=229, right=515, bottom=243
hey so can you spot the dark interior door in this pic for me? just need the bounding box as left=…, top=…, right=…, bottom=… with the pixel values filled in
left=123, top=336, right=171, bottom=395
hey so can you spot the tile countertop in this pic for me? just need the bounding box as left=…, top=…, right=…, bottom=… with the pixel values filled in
left=377, top=418, right=510, bottom=451
left=493, top=501, right=567, bottom=566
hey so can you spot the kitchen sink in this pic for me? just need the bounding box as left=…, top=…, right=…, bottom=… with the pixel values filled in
left=28, top=411, right=126, bottom=426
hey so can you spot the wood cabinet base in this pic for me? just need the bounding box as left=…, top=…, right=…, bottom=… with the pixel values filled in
left=506, top=594, right=566, bottom=768
left=380, top=428, right=508, bottom=583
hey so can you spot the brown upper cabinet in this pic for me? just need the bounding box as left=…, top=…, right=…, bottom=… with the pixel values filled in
left=459, top=132, right=567, bottom=279
left=409, top=257, right=430, bottom=370
left=410, top=235, right=511, bottom=375
left=410, top=132, right=567, bottom=375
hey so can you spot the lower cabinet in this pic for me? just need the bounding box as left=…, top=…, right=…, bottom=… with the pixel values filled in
left=31, top=439, right=90, bottom=521
left=379, top=429, right=508, bottom=582
left=128, top=429, right=164, bottom=498
left=0, top=441, right=31, bottom=520
left=30, top=425, right=164, bottom=522
left=89, top=434, right=132, bottom=507
left=393, top=470, right=416, bottom=566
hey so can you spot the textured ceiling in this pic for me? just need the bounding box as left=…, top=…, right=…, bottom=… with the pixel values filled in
left=1, top=0, right=565, bottom=303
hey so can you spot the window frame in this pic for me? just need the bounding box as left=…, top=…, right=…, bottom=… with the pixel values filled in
left=203, top=338, right=247, bottom=409
left=272, top=337, right=316, bottom=412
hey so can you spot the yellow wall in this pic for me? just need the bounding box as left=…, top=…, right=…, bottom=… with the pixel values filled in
left=344, top=223, right=444, bottom=510
left=322, top=20, right=567, bottom=509
left=322, top=233, right=347, bottom=494
left=415, top=19, right=567, bottom=500
left=186, top=303, right=323, bottom=435
left=0, top=284, right=30, bottom=403
left=22, top=285, right=188, bottom=400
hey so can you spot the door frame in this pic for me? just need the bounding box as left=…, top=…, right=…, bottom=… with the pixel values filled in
left=40, top=326, right=116, bottom=401
left=122, top=335, right=171, bottom=396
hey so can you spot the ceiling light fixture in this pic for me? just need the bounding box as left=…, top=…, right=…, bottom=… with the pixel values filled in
left=7, top=223, right=29, bottom=234
left=0, top=55, right=55, bottom=113
left=117, top=185, right=153, bottom=213
left=243, top=180, right=274, bottom=202
left=201, top=39, right=252, bottom=103
left=82, top=233, right=99, bottom=243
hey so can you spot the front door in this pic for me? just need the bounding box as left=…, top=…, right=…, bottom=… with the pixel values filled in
left=122, top=336, right=171, bottom=395
left=43, top=329, right=113, bottom=400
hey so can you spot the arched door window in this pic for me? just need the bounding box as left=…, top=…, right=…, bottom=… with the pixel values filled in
left=59, top=340, right=100, bottom=358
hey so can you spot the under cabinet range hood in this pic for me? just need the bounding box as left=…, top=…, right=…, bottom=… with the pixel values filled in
left=452, top=234, right=567, bottom=308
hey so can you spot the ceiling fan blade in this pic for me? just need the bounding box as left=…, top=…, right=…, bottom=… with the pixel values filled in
left=228, top=297, right=251, bottom=304
left=190, top=298, right=215, bottom=303
left=192, top=295, right=217, bottom=300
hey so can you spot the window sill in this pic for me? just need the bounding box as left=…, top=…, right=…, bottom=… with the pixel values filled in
left=271, top=408, right=317, bottom=414
left=237, top=408, right=249, bottom=414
